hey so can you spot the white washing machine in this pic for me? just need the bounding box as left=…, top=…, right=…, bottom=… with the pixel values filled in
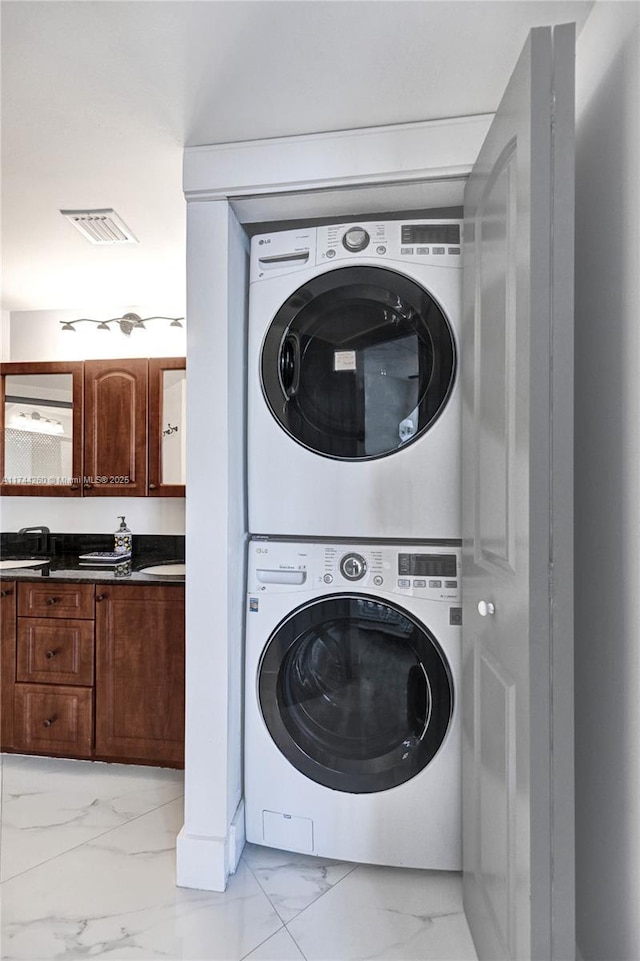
left=244, top=538, right=461, bottom=870
left=247, top=219, right=462, bottom=540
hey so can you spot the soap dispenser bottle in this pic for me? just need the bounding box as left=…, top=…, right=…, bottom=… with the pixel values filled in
left=114, top=516, right=132, bottom=556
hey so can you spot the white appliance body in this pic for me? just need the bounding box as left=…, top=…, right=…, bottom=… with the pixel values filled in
left=244, top=538, right=462, bottom=870
left=247, top=220, right=462, bottom=540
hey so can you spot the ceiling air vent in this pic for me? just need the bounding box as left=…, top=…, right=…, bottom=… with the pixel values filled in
left=60, top=208, right=138, bottom=245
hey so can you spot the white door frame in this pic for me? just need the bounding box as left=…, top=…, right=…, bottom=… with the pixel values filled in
left=178, top=114, right=492, bottom=891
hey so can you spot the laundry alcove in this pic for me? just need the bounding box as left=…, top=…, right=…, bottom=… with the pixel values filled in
left=179, top=23, right=575, bottom=961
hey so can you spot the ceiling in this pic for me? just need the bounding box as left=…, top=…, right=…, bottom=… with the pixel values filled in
left=1, top=0, right=593, bottom=314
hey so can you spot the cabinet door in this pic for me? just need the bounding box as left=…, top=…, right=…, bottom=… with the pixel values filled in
left=95, top=585, right=185, bottom=765
left=18, top=581, right=95, bottom=619
left=14, top=683, right=93, bottom=757
left=83, top=359, right=148, bottom=496
left=0, top=362, right=83, bottom=496
left=17, top=617, right=94, bottom=686
left=148, top=357, right=186, bottom=497
left=1, top=582, right=17, bottom=749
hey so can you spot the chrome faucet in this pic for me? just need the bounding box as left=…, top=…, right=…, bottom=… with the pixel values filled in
left=18, top=526, right=51, bottom=553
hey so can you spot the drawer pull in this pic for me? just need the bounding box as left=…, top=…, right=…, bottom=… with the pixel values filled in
left=96, top=593, right=107, bottom=602
left=45, top=649, right=58, bottom=659
left=0, top=589, right=13, bottom=597
left=149, top=483, right=157, bottom=489
left=46, top=597, right=58, bottom=606
left=43, top=715, right=57, bottom=728
left=83, top=482, right=93, bottom=490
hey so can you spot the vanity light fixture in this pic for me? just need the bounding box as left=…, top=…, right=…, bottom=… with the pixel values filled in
left=10, top=411, right=65, bottom=435
left=59, top=313, right=184, bottom=336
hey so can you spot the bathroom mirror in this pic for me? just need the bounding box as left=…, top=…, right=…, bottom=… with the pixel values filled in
left=0, top=363, right=83, bottom=496
left=148, top=358, right=186, bottom=496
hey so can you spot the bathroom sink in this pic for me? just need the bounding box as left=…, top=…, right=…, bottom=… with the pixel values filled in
left=0, top=558, right=48, bottom=570
left=139, top=563, right=185, bottom=577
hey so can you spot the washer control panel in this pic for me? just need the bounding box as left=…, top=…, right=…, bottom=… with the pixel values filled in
left=248, top=539, right=461, bottom=602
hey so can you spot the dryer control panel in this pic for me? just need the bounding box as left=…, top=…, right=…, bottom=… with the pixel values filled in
left=247, top=539, right=461, bottom=602
left=250, top=219, right=463, bottom=282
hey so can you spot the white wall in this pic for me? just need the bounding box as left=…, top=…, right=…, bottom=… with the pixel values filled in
left=2, top=305, right=186, bottom=536
left=574, top=4, right=640, bottom=959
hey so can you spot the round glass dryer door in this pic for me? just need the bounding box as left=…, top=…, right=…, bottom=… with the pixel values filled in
left=261, top=266, right=456, bottom=460
left=258, top=595, right=453, bottom=794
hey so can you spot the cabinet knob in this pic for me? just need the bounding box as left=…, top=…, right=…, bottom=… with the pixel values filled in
left=149, top=483, right=157, bottom=490
left=46, top=649, right=58, bottom=659
left=0, top=589, right=13, bottom=597
left=83, top=482, right=93, bottom=490
left=477, top=600, right=496, bottom=617
left=96, top=593, right=107, bottom=602
left=46, top=597, right=58, bottom=606
left=43, top=715, right=57, bottom=728
left=69, top=484, right=80, bottom=491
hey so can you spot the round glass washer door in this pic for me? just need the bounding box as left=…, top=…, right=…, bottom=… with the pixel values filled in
left=261, top=265, right=456, bottom=460
left=258, top=594, right=454, bottom=794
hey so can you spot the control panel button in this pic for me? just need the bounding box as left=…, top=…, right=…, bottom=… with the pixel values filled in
left=417, top=247, right=429, bottom=255
left=429, top=579, right=442, bottom=588
left=373, top=575, right=384, bottom=586
left=445, top=580, right=458, bottom=588
left=376, top=245, right=387, bottom=255
left=340, top=552, right=367, bottom=581
left=400, top=247, right=414, bottom=255
left=413, top=579, right=427, bottom=588
left=398, top=578, right=411, bottom=588
left=432, top=247, right=445, bottom=255
left=342, top=227, right=370, bottom=252
left=448, top=247, right=461, bottom=254
left=326, top=249, right=336, bottom=258
left=323, top=573, right=333, bottom=584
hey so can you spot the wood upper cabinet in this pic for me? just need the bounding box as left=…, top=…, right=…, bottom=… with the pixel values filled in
left=83, top=358, right=148, bottom=496
left=1, top=583, right=17, bottom=749
left=148, top=358, right=186, bottom=497
left=95, top=584, right=185, bottom=766
left=0, top=361, right=83, bottom=496
left=0, top=358, right=185, bottom=497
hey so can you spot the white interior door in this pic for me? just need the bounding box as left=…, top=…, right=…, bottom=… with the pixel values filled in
left=462, top=23, right=575, bottom=961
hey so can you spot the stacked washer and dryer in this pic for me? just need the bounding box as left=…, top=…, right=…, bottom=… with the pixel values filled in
left=244, top=220, right=463, bottom=869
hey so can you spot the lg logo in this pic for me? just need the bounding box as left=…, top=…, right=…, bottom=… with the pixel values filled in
left=258, top=238, right=272, bottom=245
left=256, top=547, right=269, bottom=554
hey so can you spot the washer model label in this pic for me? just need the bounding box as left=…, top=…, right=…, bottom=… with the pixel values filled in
left=334, top=349, right=357, bottom=372
left=249, top=597, right=259, bottom=613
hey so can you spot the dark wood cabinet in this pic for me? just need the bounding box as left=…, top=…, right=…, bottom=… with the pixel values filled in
left=0, top=361, right=83, bottom=497
left=3, top=579, right=184, bottom=767
left=14, top=683, right=93, bottom=757
left=95, top=585, right=185, bottom=766
left=0, top=357, right=185, bottom=497
left=148, top=357, right=186, bottom=497
left=1, top=583, right=17, bottom=749
left=83, top=358, right=148, bottom=496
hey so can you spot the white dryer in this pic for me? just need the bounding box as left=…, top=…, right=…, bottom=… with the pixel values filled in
left=244, top=538, right=461, bottom=870
left=247, top=220, right=462, bottom=540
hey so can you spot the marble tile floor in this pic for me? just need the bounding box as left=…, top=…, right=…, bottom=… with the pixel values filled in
left=0, top=755, right=478, bottom=961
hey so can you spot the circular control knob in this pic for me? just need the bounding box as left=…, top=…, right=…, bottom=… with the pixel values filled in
left=323, top=573, right=333, bottom=584
left=342, top=227, right=370, bottom=253
left=373, top=575, right=384, bottom=586
left=340, top=552, right=367, bottom=581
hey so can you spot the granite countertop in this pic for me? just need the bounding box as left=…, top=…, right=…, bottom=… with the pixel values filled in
left=0, top=532, right=185, bottom=585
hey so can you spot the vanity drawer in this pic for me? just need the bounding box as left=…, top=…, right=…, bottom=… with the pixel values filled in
left=13, top=683, right=93, bottom=757
left=18, top=582, right=95, bottom=619
left=17, top=618, right=94, bottom=686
